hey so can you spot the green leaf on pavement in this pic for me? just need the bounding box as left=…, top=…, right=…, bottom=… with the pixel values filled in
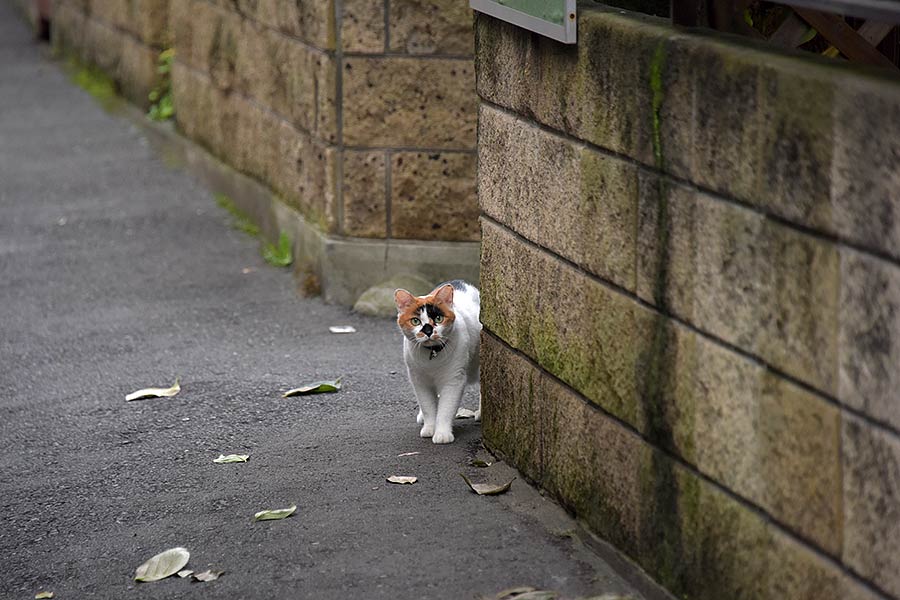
left=134, top=547, right=190, bottom=582
left=125, top=379, right=180, bottom=402
left=460, top=473, right=515, bottom=496
left=283, top=378, right=342, bottom=397
left=469, top=459, right=492, bottom=468
left=386, top=475, right=417, bottom=484
left=254, top=505, right=296, bottom=521
left=213, top=454, right=249, bottom=463
left=35, top=593, right=54, bottom=599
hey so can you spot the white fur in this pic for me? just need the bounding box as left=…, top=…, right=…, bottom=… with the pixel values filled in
left=399, top=282, right=481, bottom=444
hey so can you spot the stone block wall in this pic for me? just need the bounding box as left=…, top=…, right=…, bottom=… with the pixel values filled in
left=477, top=6, right=900, bottom=600
left=52, top=0, right=166, bottom=105
left=50, top=0, right=479, bottom=303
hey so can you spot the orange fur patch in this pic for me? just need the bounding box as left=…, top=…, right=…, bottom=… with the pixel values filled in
left=396, top=286, right=456, bottom=332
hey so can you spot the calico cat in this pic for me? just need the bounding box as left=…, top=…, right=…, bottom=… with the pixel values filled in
left=394, top=280, right=481, bottom=444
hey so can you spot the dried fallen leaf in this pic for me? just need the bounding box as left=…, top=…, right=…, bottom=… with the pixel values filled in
left=507, top=592, right=557, bottom=600
left=192, top=570, right=224, bottom=582
left=329, top=325, right=356, bottom=334
left=213, top=454, right=249, bottom=463
left=493, top=587, right=537, bottom=599
left=177, top=569, right=193, bottom=578
left=253, top=505, right=296, bottom=521
left=35, top=593, right=54, bottom=599
left=282, top=378, right=342, bottom=397
left=397, top=451, right=420, bottom=457
left=460, top=473, right=515, bottom=496
left=126, top=379, right=180, bottom=402
left=455, top=407, right=477, bottom=419
left=492, top=588, right=557, bottom=600
left=470, top=459, right=492, bottom=468
left=386, top=475, right=417, bottom=484
left=134, top=547, right=190, bottom=582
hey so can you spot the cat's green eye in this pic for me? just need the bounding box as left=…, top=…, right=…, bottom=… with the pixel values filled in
left=411, top=317, right=421, bottom=326
left=434, top=315, right=444, bottom=323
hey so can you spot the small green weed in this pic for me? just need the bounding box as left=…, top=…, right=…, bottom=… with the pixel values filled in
left=262, top=232, right=293, bottom=268
left=68, top=58, right=119, bottom=110
left=214, top=193, right=292, bottom=268
left=148, top=48, right=175, bottom=121
left=215, top=193, right=260, bottom=237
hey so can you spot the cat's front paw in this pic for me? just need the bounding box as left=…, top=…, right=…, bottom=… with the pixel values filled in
left=432, top=429, right=455, bottom=444
left=420, top=423, right=434, bottom=438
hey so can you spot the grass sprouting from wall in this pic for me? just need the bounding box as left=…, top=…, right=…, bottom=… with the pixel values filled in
left=261, top=232, right=293, bottom=268
left=215, top=192, right=260, bottom=237
left=148, top=48, right=175, bottom=121
left=214, top=193, right=293, bottom=268
left=67, top=57, right=120, bottom=111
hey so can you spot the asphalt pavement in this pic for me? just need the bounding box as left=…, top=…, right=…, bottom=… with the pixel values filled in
left=0, top=3, right=665, bottom=598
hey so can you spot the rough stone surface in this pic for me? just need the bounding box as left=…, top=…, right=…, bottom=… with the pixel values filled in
left=669, top=330, right=842, bottom=553
left=636, top=175, right=840, bottom=396
left=391, top=151, right=478, bottom=241
left=843, top=414, right=900, bottom=597
left=838, top=250, right=900, bottom=431
left=187, top=2, right=337, bottom=140
left=52, top=2, right=87, bottom=53
left=482, top=220, right=843, bottom=551
left=476, top=6, right=900, bottom=263
left=342, top=150, right=387, bottom=238
left=341, top=0, right=384, bottom=53
left=479, top=105, right=637, bottom=290
left=482, top=334, right=854, bottom=600
left=480, top=219, right=647, bottom=427
left=388, top=0, right=474, bottom=55
left=117, top=32, right=159, bottom=107
left=82, top=17, right=123, bottom=74
left=475, top=10, right=661, bottom=167
left=209, top=0, right=336, bottom=50
left=80, top=0, right=170, bottom=47
left=353, top=274, right=435, bottom=317
left=342, top=56, right=476, bottom=149
left=833, top=80, right=900, bottom=263
left=172, top=65, right=339, bottom=233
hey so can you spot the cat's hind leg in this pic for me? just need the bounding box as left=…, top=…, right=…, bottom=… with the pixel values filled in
left=416, top=409, right=424, bottom=425
left=474, top=389, right=481, bottom=422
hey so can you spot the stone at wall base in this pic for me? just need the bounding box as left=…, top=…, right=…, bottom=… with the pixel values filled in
left=353, top=274, right=435, bottom=317
left=131, top=106, right=479, bottom=307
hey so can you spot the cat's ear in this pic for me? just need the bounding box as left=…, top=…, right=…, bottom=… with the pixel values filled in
left=434, top=283, right=454, bottom=305
left=394, top=289, right=416, bottom=311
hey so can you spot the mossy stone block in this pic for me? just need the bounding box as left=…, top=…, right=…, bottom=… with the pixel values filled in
left=838, top=250, right=900, bottom=430
left=478, top=105, right=638, bottom=290
left=842, top=413, right=900, bottom=597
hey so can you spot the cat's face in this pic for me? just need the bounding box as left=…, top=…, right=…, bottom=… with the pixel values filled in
left=394, top=284, right=456, bottom=348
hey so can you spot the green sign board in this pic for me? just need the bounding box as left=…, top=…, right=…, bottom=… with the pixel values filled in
left=470, top=0, right=577, bottom=43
